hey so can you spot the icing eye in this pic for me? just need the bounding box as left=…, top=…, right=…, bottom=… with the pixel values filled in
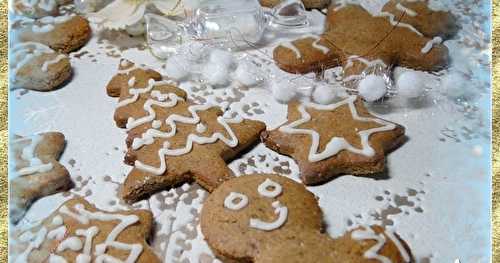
left=224, top=192, right=249, bottom=211
left=257, top=178, right=282, bottom=198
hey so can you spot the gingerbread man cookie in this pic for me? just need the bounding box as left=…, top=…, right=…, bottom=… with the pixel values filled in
left=261, top=96, right=405, bottom=185
left=17, top=15, right=91, bottom=53
left=106, top=60, right=266, bottom=203
left=10, top=197, right=160, bottom=262
left=10, top=132, right=73, bottom=224
left=201, top=174, right=412, bottom=262
left=10, top=42, right=72, bottom=91
left=273, top=1, right=458, bottom=80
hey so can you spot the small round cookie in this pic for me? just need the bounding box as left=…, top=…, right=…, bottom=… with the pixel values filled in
left=13, top=0, right=59, bottom=19
left=11, top=42, right=72, bottom=91
left=18, top=15, right=91, bottom=53
left=201, top=174, right=412, bottom=262
left=260, top=0, right=330, bottom=9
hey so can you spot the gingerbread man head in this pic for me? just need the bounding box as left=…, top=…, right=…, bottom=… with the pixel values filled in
left=201, top=174, right=412, bottom=262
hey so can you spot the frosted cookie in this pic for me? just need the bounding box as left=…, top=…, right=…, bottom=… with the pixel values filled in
left=10, top=197, right=160, bottom=263
left=273, top=1, right=458, bottom=80
left=10, top=42, right=72, bottom=91
left=10, top=132, right=73, bottom=224
left=18, top=15, right=91, bottom=53
left=261, top=96, right=405, bottom=185
left=106, top=59, right=162, bottom=98
left=13, top=0, right=59, bottom=18
left=201, top=174, right=412, bottom=262
left=260, top=0, right=330, bottom=9
left=107, top=60, right=266, bottom=203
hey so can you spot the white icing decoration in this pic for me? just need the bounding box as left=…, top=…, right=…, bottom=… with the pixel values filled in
left=249, top=201, right=288, bottom=231
left=10, top=42, right=55, bottom=83
left=116, top=79, right=178, bottom=110
left=15, top=227, right=47, bottom=263
left=278, top=42, right=302, bottom=59
left=278, top=96, right=396, bottom=162
left=376, top=11, right=423, bottom=36
left=343, top=56, right=387, bottom=82
left=57, top=236, right=83, bottom=253
left=125, top=91, right=184, bottom=130
left=71, top=204, right=143, bottom=263
left=128, top=76, right=136, bottom=87
left=41, top=54, right=66, bottom=72
left=59, top=205, right=89, bottom=224
left=395, top=3, right=417, bottom=16
left=279, top=35, right=330, bottom=59
left=47, top=226, right=67, bottom=240
left=385, top=230, right=411, bottom=262
left=257, top=178, right=282, bottom=198
left=76, top=226, right=100, bottom=263
left=152, top=120, right=162, bottom=129
left=133, top=105, right=241, bottom=175
left=421, top=36, right=443, bottom=54
left=351, top=226, right=410, bottom=263
left=52, top=215, right=63, bottom=226
left=49, top=254, right=68, bottom=263
left=224, top=192, right=249, bottom=211
left=16, top=134, right=54, bottom=176
left=196, top=123, right=207, bottom=133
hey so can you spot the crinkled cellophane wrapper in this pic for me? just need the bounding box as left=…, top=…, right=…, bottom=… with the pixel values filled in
left=0, top=1, right=498, bottom=262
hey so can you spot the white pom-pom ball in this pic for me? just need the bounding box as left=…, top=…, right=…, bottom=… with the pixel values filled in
left=234, top=61, right=261, bottom=86
left=397, top=71, right=426, bottom=98
left=312, top=85, right=337, bottom=104
left=202, top=64, right=231, bottom=86
left=209, top=49, right=235, bottom=69
left=165, top=55, right=191, bottom=80
left=358, top=74, right=387, bottom=102
left=271, top=80, right=297, bottom=103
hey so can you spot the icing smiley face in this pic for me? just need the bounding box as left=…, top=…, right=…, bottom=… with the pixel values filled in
left=201, top=174, right=412, bottom=263
left=223, top=178, right=288, bottom=231
left=201, top=174, right=323, bottom=260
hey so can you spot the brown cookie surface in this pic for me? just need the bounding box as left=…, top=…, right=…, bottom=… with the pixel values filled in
left=11, top=42, right=72, bottom=91
left=9, top=132, right=73, bottom=224
left=10, top=197, right=160, bottom=262
left=261, top=96, right=405, bottom=185
left=201, top=174, right=412, bottom=262
left=273, top=1, right=458, bottom=79
left=107, top=60, right=266, bottom=203
left=19, top=15, right=91, bottom=53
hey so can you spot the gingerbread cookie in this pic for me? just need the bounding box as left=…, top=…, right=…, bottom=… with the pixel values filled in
left=10, top=42, right=72, bottom=91
left=10, top=132, right=73, bottom=224
left=106, top=60, right=266, bottom=203
left=13, top=0, right=59, bottom=18
left=201, top=174, right=412, bottom=262
left=106, top=59, right=162, bottom=98
left=10, top=197, right=160, bottom=262
left=260, top=0, right=330, bottom=9
left=18, top=15, right=91, bottom=53
left=273, top=1, right=458, bottom=79
left=261, top=96, right=405, bottom=185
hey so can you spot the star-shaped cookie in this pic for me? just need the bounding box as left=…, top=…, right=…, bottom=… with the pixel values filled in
left=107, top=60, right=266, bottom=203
left=273, top=1, right=458, bottom=79
left=10, top=132, right=73, bottom=224
left=10, top=197, right=160, bottom=262
left=261, top=96, right=405, bottom=185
